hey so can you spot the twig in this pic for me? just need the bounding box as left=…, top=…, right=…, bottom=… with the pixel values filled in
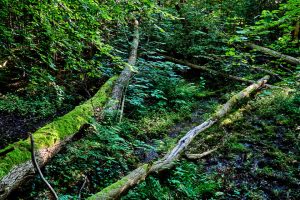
left=185, top=148, right=218, bottom=160
left=119, top=85, right=128, bottom=123
left=30, top=134, right=59, bottom=200
left=78, top=175, right=88, bottom=200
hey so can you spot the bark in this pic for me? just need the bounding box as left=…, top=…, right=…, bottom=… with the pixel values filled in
left=87, top=76, right=269, bottom=200
left=0, top=77, right=116, bottom=200
left=185, top=148, right=218, bottom=160
left=246, top=43, right=300, bottom=65
left=104, top=19, right=139, bottom=115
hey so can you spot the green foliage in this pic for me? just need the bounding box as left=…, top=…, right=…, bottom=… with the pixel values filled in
left=126, top=59, right=200, bottom=116
left=123, top=161, right=220, bottom=199
left=0, top=0, right=164, bottom=117
left=0, top=93, right=65, bottom=118
left=0, top=77, right=115, bottom=180
left=232, top=0, right=300, bottom=55
left=28, top=107, right=193, bottom=199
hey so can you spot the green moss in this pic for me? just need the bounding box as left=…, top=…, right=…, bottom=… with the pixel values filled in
left=264, top=125, right=276, bottom=138
left=88, top=177, right=129, bottom=200
left=228, top=142, right=248, bottom=153
left=0, top=76, right=117, bottom=180
left=88, top=164, right=150, bottom=200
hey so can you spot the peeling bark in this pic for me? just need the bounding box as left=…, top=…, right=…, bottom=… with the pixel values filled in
left=246, top=43, right=300, bottom=65
left=87, top=76, right=269, bottom=200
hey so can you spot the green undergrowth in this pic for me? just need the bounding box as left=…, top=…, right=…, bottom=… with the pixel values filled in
left=26, top=103, right=199, bottom=199
left=0, top=77, right=116, bottom=180
left=22, top=73, right=216, bottom=199
left=122, top=88, right=299, bottom=199
left=123, top=161, right=221, bottom=200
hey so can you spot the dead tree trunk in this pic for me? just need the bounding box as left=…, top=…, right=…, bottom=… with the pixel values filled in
left=246, top=43, right=300, bottom=65
left=87, top=76, right=269, bottom=200
left=161, top=55, right=285, bottom=89
left=0, top=77, right=117, bottom=200
left=104, top=19, right=139, bottom=117
left=250, top=66, right=282, bottom=80
left=160, top=54, right=255, bottom=84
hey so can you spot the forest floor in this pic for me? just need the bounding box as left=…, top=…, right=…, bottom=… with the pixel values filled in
left=122, top=89, right=300, bottom=200
left=5, top=79, right=300, bottom=200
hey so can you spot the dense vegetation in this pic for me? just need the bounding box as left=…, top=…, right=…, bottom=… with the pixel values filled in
left=0, top=0, right=299, bottom=199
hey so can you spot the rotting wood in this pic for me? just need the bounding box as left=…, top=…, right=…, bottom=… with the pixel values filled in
left=87, top=76, right=269, bottom=200
left=0, top=77, right=117, bottom=200
left=246, top=43, right=300, bottom=65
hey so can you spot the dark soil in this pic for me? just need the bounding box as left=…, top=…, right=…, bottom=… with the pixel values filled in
left=189, top=94, right=300, bottom=199
left=0, top=110, right=69, bottom=149
left=0, top=112, right=46, bottom=149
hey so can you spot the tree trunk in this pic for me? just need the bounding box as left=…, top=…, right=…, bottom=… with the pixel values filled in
left=0, top=77, right=117, bottom=200
left=246, top=43, right=300, bottom=65
left=160, top=54, right=255, bottom=84
left=161, top=55, right=285, bottom=89
left=104, top=19, right=139, bottom=117
left=87, top=76, right=269, bottom=200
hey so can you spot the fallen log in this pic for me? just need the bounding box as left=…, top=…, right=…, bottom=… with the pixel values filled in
left=0, top=18, right=140, bottom=199
left=250, top=66, right=282, bottom=80
left=161, top=54, right=255, bottom=84
left=104, top=19, right=139, bottom=116
left=87, top=76, right=269, bottom=200
left=0, top=77, right=117, bottom=200
left=246, top=43, right=300, bottom=65
left=161, top=55, right=285, bottom=90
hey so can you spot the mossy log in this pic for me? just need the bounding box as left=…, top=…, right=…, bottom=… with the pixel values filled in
left=104, top=19, right=139, bottom=114
left=0, top=77, right=117, bottom=200
left=87, top=76, right=269, bottom=200
left=246, top=43, right=300, bottom=65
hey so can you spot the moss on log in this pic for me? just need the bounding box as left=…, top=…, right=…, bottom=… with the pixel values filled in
left=0, top=76, right=117, bottom=200
left=87, top=76, right=269, bottom=200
